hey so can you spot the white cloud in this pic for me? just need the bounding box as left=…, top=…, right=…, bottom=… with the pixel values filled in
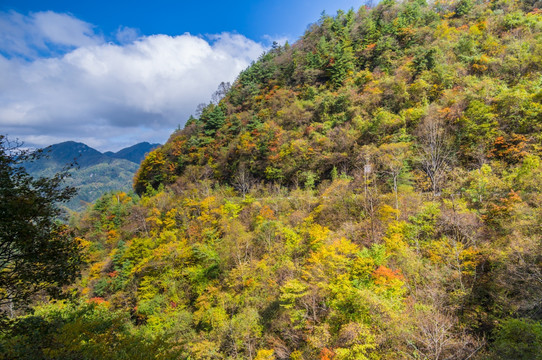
left=0, top=11, right=103, bottom=59
left=115, top=26, right=139, bottom=44
left=0, top=11, right=266, bottom=151
left=32, top=11, right=103, bottom=48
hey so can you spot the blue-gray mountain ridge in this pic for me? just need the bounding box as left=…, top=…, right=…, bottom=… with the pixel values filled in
left=26, top=141, right=160, bottom=211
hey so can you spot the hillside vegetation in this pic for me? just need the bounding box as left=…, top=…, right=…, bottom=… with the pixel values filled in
left=3, top=0, right=542, bottom=358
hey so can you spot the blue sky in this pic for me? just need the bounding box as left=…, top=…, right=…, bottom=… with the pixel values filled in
left=2, top=0, right=364, bottom=42
left=0, top=0, right=366, bottom=151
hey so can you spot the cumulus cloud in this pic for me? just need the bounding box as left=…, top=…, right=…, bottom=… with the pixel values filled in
left=0, top=11, right=265, bottom=151
left=0, top=11, right=103, bottom=59
left=115, top=26, right=139, bottom=44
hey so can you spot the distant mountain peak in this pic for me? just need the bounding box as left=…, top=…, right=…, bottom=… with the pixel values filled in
left=24, top=140, right=161, bottom=211
left=35, top=141, right=161, bottom=167
left=39, top=141, right=108, bottom=168
left=109, top=142, right=161, bottom=164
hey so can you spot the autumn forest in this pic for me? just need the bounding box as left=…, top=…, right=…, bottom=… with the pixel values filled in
left=2, top=0, right=542, bottom=358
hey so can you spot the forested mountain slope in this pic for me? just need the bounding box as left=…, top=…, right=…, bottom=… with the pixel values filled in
left=4, top=0, right=542, bottom=359
left=25, top=141, right=159, bottom=211
left=135, top=0, right=542, bottom=194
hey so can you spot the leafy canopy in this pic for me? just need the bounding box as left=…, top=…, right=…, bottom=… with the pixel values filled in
left=0, top=135, right=82, bottom=317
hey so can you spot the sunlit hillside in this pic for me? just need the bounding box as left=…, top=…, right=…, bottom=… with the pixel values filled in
left=3, top=0, right=542, bottom=359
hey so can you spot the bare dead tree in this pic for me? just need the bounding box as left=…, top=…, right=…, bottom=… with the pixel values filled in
left=194, top=102, right=207, bottom=118
left=379, top=142, right=410, bottom=218
left=126, top=204, right=150, bottom=237
left=408, top=310, right=484, bottom=360
left=417, top=109, right=453, bottom=198
left=211, top=81, right=232, bottom=105
left=500, top=236, right=542, bottom=317
left=357, top=145, right=380, bottom=242
left=232, top=165, right=255, bottom=197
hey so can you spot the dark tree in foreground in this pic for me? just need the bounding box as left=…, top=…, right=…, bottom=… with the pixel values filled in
left=0, top=135, right=81, bottom=318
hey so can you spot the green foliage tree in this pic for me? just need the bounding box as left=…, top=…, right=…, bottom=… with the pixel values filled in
left=0, top=136, right=82, bottom=317
left=1, top=301, right=175, bottom=360
left=491, top=318, right=542, bottom=360
left=202, top=104, right=226, bottom=136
